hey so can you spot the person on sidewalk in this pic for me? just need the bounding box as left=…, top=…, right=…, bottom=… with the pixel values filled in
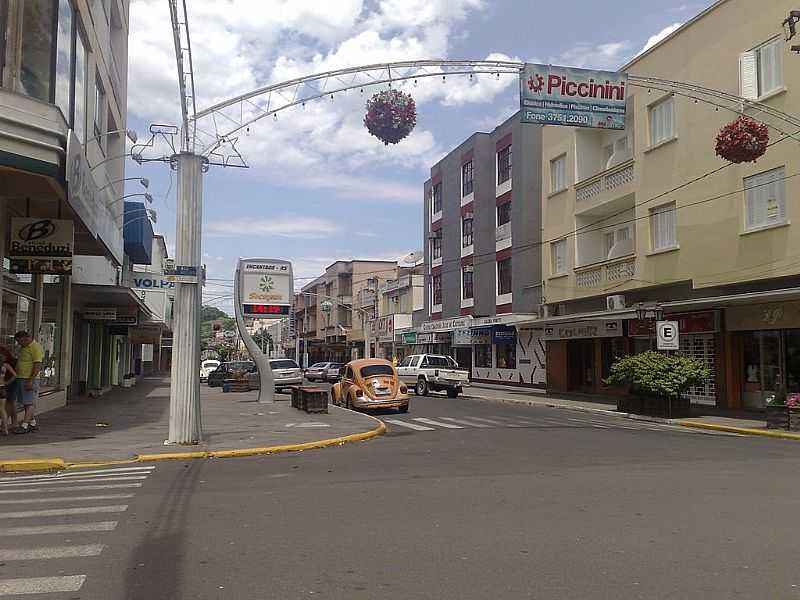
left=13, top=332, right=43, bottom=434
left=0, top=353, right=16, bottom=436
left=0, top=346, right=19, bottom=432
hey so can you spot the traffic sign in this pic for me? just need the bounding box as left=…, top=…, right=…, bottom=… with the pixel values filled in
left=656, top=321, right=679, bottom=350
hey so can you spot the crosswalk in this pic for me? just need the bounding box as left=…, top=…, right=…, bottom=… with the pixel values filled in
left=384, top=413, right=716, bottom=435
left=0, top=464, right=154, bottom=596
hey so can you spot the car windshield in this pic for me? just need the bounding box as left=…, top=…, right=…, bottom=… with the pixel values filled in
left=310, top=363, right=326, bottom=369
left=359, top=364, right=394, bottom=378
left=228, top=361, right=253, bottom=371
left=271, top=360, right=299, bottom=369
left=328, top=363, right=343, bottom=369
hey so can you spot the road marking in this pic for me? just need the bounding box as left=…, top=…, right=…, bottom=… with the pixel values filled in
left=412, top=417, right=464, bottom=429
left=0, top=476, right=148, bottom=487
left=0, top=544, right=104, bottom=561
left=384, top=419, right=434, bottom=431
left=439, top=417, right=490, bottom=428
left=0, top=483, right=142, bottom=495
left=3, top=505, right=128, bottom=519
left=490, top=415, right=534, bottom=427
left=462, top=416, right=507, bottom=426
left=0, top=575, right=86, bottom=595
left=2, top=466, right=154, bottom=482
left=0, top=494, right=134, bottom=505
left=0, top=521, right=117, bottom=536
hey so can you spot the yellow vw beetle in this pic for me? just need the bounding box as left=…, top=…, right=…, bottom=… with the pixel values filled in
left=331, top=359, right=410, bottom=413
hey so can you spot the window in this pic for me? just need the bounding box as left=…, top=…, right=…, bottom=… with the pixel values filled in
left=432, top=182, right=443, bottom=215
left=462, top=265, right=474, bottom=300
left=649, top=97, right=674, bottom=146
left=94, top=73, right=106, bottom=143
left=475, top=345, right=492, bottom=368
left=431, top=235, right=442, bottom=260
left=550, top=155, right=566, bottom=192
left=497, top=257, right=512, bottom=295
left=461, top=214, right=473, bottom=247
left=496, top=343, right=516, bottom=370
left=497, top=145, right=512, bottom=184
left=20, top=0, right=57, bottom=101
left=461, top=160, right=473, bottom=196
left=740, top=37, right=783, bottom=100
left=551, top=240, right=566, bottom=274
left=74, top=30, right=87, bottom=144
left=496, top=202, right=512, bottom=227
left=744, top=166, right=786, bottom=231
left=431, top=274, right=442, bottom=306
left=650, top=202, right=677, bottom=250
left=398, top=356, right=413, bottom=368
left=604, top=227, right=631, bottom=258
left=55, top=0, right=74, bottom=122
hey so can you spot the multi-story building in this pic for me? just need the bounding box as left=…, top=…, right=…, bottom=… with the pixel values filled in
left=370, top=264, right=424, bottom=362
left=294, top=260, right=396, bottom=364
left=540, top=0, right=800, bottom=408
left=420, top=112, right=546, bottom=386
left=0, top=1, right=151, bottom=407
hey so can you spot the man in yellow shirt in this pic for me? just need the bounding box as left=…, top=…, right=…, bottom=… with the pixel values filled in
left=14, top=331, right=43, bottom=433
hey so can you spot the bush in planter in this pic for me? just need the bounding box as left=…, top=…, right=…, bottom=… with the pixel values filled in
left=604, top=352, right=710, bottom=416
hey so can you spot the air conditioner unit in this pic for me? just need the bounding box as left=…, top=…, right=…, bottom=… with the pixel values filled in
left=606, top=294, right=626, bottom=311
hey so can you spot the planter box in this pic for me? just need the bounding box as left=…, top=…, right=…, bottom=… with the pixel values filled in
left=291, top=386, right=328, bottom=414
left=765, top=405, right=800, bottom=431
left=121, top=378, right=133, bottom=388
left=619, top=396, right=690, bottom=418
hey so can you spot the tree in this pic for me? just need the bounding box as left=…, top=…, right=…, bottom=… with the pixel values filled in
left=252, top=331, right=273, bottom=354
left=201, top=305, right=229, bottom=322
left=605, top=351, right=710, bottom=400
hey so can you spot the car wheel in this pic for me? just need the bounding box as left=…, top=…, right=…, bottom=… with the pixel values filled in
left=416, top=378, right=429, bottom=396
left=446, top=388, right=459, bottom=398
left=346, top=395, right=353, bottom=410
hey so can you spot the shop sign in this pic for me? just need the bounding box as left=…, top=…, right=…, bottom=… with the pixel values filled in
left=83, top=307, right=117, bottom=320
left=134, top=289, right=167, bottom=322
left=472, top=314, right=536, bottom=327
left=131, top=274, right=175, bottom=290
left=164, top=265, right=198, bottom=284
left=129, top=324, right=162, bottom=344
left=421, top=316, right=473, bottom=333
left=9, top=218, right=74, bottom=275
left=542, top=319, right=622, bottom=340
left=520, top=63, right=627, bottom=129
left=238, top=258, right=293, bottom=318
left=401, top=332, right=417, bottom=345
left=415, top=332, right=451, bottom=344
left=452, top=328, right=473, bottom=347
left=369, top=315, right=395, bottom=340
left=111, top=315, right=138, bottom=326
left=628, top=311, right=718, bottom=337
left=726, top=301, right=800, bottom=331
left=492, top=325, right=517, bottom=345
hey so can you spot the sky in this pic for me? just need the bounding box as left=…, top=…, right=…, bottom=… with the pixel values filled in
left=124, top=0, right=717, bottom=314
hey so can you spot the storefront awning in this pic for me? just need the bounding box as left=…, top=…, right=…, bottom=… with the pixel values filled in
left=515, top=309, right=638, bottom=328
left=662, top=287, right=800, bottom=310
left=72, top=284, right=154, bottom=320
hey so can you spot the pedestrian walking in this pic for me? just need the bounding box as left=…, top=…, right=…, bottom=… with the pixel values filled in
left=0, top=346, right=19, bottom=433
left=13, top=332, right=43, bottom=434
left=0, top=355, right=17, bottom=436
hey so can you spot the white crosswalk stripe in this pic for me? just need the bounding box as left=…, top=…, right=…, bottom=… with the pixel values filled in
left=0, top=464, right=155, bottom=596
left=384, top=419, right=434, bottom=431
left=412, top=417, right=463, bottom=429
left=439, top=417, right=490, bottom=428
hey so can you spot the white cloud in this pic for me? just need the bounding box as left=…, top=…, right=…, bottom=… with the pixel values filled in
left=552, top=40, right=634, bottom=71
left=640, top=23, right=683, bottom=55
left=127, top=0, right=494, bottom=202
left=205, top=216, right=339, bottom=239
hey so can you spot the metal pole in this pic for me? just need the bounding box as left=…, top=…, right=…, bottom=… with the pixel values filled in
left=167, top=152, right=203, bottom=444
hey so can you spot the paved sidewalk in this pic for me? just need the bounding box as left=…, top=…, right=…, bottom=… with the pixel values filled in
left=0, top=378, right=381, bottom=465
left=466, top=383, right=786, bottom=437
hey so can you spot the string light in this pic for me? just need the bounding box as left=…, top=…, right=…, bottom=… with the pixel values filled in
left=413, top=79, right=417, bottom=86
left=442, top=75, right=446, bottom=83
left=273, top=113, right=277, bottom=121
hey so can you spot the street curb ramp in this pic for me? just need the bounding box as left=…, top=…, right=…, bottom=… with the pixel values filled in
left=0, top=416, right=386, bottom=473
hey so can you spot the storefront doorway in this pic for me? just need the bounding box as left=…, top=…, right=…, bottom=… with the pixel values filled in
left=567, top=339, right=594, bottom=393
left=742, top=329, right=800, bottom=409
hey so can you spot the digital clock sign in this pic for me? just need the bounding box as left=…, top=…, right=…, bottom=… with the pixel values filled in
left=243, top=304, right=290, bottom=316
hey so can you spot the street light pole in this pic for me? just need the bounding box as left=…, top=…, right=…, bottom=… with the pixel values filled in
left=167, top=152, right=204, bottom=444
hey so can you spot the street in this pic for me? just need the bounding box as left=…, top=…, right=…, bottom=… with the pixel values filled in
left=0, top=392, right=798, bottom=599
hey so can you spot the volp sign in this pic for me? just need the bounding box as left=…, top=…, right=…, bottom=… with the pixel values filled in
left=656, top=321, right=680, bottom=350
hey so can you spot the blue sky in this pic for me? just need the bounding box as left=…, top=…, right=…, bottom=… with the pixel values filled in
left=124, top=0, right=716, bottom=313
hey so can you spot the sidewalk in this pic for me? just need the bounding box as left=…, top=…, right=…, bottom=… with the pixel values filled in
left=0, top=378, right=382, bottom=467
left=467, top=383, right=791, bottom=439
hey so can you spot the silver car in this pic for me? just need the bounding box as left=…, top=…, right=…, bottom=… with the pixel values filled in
left=247, top=359, right=303, bottom=393
left=305, top=362, right=332, bottom=382
left=324, top=363, right=344, bottom=383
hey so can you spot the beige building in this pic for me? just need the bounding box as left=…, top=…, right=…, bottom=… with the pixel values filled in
left=541, top=0, right=800, bottom=409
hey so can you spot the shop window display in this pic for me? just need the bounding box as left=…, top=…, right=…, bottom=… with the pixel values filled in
left=496, top=343, right=516, bottom=370
left=475, top=344, right=491, bottom=368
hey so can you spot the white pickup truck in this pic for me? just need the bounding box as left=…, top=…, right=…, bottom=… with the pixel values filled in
left=397, top=354, right=470, bottom=398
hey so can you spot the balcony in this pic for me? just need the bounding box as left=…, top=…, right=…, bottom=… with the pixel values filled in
left=495, top=222, right=512, bottom=242
left=575, top=159, right=635, bottom=214
left=575, top=256, right=637, bottom=290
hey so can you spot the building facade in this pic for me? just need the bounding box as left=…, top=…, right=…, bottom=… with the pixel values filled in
left=421, top=112, right=546, bottom=386
left=540, top=0, right=800, bottom=408
left=370, top=265, right=423, bottom=362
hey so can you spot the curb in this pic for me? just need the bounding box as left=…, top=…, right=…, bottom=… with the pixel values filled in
left=0, top=416, right=386, bottom=474
left=678, top=421, right=800, bottom=440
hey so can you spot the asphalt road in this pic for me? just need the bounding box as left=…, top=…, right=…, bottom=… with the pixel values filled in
left=2, top=388, right=800, bottom=599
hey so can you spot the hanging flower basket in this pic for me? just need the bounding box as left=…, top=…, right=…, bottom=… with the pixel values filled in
left=364, top=89, right=417, bottom=145
left=715, top=115, right=769, bottom=163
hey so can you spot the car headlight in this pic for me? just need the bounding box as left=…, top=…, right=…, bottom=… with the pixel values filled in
left=400, top=385, right=408, bottom=394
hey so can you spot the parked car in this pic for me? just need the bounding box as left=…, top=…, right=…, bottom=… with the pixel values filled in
left=396, top=354, right=470, bottom=398
left=199, top=359, right=220, bottom=382
left=330, top=359, right=409, bottom=412
left=324, top=362, right=344, bottom=383
left=305, top=362, right=333, bottom=382
left=247, top=359, right=303, bottom=393
left=207, top=361, right=254, bottom=387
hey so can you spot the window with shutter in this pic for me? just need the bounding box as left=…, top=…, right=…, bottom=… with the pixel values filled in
left=740, top=37, right=784, bottom=99
left=649, top=97, right=674, bottom=146
left=551, top=240, right=566, bottom=274
left=744, top=167, right=786, bottom=231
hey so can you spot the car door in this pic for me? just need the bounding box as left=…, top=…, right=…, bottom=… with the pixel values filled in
left=341, top=366, right=355, bottom=400
left=397, top=356, right=417, bottom=384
